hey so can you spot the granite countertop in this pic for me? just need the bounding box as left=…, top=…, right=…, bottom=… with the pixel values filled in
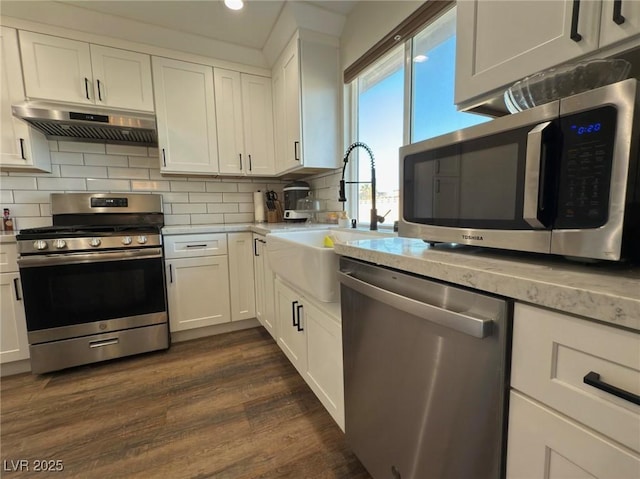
left=334, top=237, right=640, bottom=331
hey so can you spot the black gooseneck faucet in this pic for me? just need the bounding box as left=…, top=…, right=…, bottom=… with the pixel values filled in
left=339, top=142, right=379, bottom=231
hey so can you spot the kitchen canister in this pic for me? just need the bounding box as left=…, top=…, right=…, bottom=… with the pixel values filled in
left=253, top=191, right=265, bottom=223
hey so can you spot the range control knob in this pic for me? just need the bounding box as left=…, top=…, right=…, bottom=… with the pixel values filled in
left=33, top=240, right=48, bottom=251
left=136, top=235, right=148, bottom=245
left=53, top=239, right=67, bottom=249
left=89, top=237, right=102, bottom=247
left=121, top=236, right=133, bottom=246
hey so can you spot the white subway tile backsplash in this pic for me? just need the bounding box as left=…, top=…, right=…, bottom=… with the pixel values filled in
left=171, top=181, right=206, bottom=192
left=2, top=140, right=313, bottom=228
left=37, top=178, right=87, bottom=190
left=58, top=141, right=105, bottom=154
left=60, top=165, right=108, bottom=178
left=0, top=190, right=13, bottom=203
left=108, top=167, right=149, bottom=179
left=1, top=177, right=38, bottom=190
left=85, top=178, right=130, bottom=191
left=106, top=144, right=149, bottom=157
left=13, top=190, right=56, bottom=203
left=51, top=151, right=84, bottom=165
left=223, top=213, right=253, bottom=223
left=164, top=214, right=191, bottom=226
left=191, top=213, right=224, bottom=224
left=148, top=147, right=159, bottom=158
left=9, top=203, right=43, bottom=217
left=207, top=203, right=238, bottom=214
left=160, top=193, right=189, bottom=203
left=84, top=153, right=128, bottom=167
left=128, top=157, right=158, bottom=169
left=222, top=192, right=252, bottom=203
left=188, top=193, right=223, bottom=203
left=172, top=203, right=207, bottom=214
left=205, top=182, right=238, bottom=193
left=131, top=180, right=170, bottom=191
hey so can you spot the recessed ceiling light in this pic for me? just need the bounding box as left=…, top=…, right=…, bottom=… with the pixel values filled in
left=224, top=0, right=244, bottom=10
left=413, top=54, right=428, bottom=63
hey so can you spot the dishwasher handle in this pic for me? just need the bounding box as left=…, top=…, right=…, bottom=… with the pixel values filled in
left=339, top=271, right=494, bottom=339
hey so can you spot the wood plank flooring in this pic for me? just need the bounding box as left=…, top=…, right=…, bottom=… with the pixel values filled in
left=0, top=327, right=371, bottom=478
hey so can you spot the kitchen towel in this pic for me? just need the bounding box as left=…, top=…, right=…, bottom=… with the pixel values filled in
left=254, top=191, right=265, bottom=223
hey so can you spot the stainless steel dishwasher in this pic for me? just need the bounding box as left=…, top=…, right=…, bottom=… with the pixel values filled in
left=339, top=257, right=511, bottom=479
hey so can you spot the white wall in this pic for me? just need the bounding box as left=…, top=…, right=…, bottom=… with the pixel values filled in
left=340, top=1, right=422, bottom=71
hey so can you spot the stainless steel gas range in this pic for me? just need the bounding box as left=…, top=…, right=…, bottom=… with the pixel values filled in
left=16, top=193, right=169, bottom=374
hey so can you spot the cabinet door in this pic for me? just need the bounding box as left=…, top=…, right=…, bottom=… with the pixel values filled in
left=19, top=31, right=94, bottom=105
left=166, top=256, right=231, bottom=332
left=228, top=232, right=256, bottom=322
left=305, top=300, right=344, bottom=429
left=241, top=74, right=275, bottom=176
left=89, top=45, right=154, bottom=112
left=271, top=61, right=287, bottom=174
left=455, top=0, right=601, bottom=105
left=275, top=279, right=306, bottom=374
left=0, top=27, right=51, bottom=172
left=0, top=272, right=29, bottom=363
left=253, top=235, right=276, bottom=339
left=152, top=57, right=219, bottom=175
left=599, top=0, right=640, bottom=48
left=214, top=68, right=245, bottom=175
left=507, top=392, right=640, bottom=479
left=281, top=41, right=302, bottom=171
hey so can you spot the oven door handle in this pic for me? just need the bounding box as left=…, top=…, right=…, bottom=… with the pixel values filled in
left=18, top=248, right=163, bottom=268
left=524, top=121, right=552, bottom=229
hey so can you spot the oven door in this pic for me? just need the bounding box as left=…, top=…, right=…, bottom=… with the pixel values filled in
left=18, top=248, right=167, bottom=344
left=400, top=101, right=559, bottom=253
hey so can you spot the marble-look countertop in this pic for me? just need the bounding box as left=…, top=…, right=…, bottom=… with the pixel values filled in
left=0, top=231, right=18, bottom=244
left=334, top=237, right=640, bottom=331
left=162, top=222, right=337, bottom=236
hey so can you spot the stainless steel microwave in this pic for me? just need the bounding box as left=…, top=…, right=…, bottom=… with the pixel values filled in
left=399, top=78, right=640, bottom=261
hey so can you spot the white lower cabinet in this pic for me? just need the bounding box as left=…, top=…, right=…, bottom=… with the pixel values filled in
left=0, top=243, right=29, bottom=364
left=507, top=303, right=640, bottom=478
left=507, top=392, right=640, bottom=479
left=253, top=234, right=277, bottom=339
left=227, top=232, right=256, bottom=322
left=275, top=277, right=344, bottom=429
left=164, top=234, right=231, bottom=332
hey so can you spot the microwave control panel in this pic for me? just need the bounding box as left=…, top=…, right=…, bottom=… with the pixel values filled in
left=555, top=106, right=617, bottom=229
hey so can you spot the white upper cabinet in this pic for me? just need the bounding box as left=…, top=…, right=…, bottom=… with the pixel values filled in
left=271, top=31, right=340, bottom=175
left=456, top=0, right=640, bottom=108
left=152, top=57, right=219, bottom=175
left=0, top=27, right=51, bottom=172
left=241, top=74, right=275, bottom=176
left=19, top=31, right=153, bottom=111
left=215, top=69, right=275, bottom=176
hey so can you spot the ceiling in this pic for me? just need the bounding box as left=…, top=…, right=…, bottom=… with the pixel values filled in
left=56, top=0, right=358, bottom=50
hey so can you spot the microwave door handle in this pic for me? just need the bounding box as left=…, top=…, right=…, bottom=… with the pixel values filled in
left=524, top=121, right=552, bottom=229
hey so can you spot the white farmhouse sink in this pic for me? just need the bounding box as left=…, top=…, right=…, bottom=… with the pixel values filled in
left=266, top=228, right=394, bottom=303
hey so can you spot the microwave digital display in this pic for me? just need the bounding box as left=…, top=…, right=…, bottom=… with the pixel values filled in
left=570, top=122, right=602, bottom=135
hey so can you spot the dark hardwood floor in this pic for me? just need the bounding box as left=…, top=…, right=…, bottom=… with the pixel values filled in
left=0, top=327, right=371, bottom=478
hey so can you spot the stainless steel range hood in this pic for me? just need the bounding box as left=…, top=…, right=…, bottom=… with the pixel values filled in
left=12, top=102, right=158, bottom=146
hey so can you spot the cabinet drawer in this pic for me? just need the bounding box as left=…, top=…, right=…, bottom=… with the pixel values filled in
left=0, top=243, right=18, bottom=273
left=512, top=303, right=640, bottom=452
left=507, top=391, right=640, bottom=479
left=163, top=234, right=227, bottom=259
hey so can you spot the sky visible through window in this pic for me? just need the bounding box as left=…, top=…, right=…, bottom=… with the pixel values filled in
left=355, top=7, right=490, bottom=226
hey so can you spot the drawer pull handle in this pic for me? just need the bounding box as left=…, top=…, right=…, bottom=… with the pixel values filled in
left=89, top=338, right=119, bottom=348
left=185, top=244, right=207, bottom=248
left=583, top=371, right=640, bottom=406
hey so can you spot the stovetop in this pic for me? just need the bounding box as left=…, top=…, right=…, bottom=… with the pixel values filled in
left=17, top=224, right=161, bottom=240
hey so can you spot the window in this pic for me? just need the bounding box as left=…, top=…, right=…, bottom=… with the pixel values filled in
left=356, top=46, right=404, bottom=225
left=350, top=5, right=490, bottom=227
